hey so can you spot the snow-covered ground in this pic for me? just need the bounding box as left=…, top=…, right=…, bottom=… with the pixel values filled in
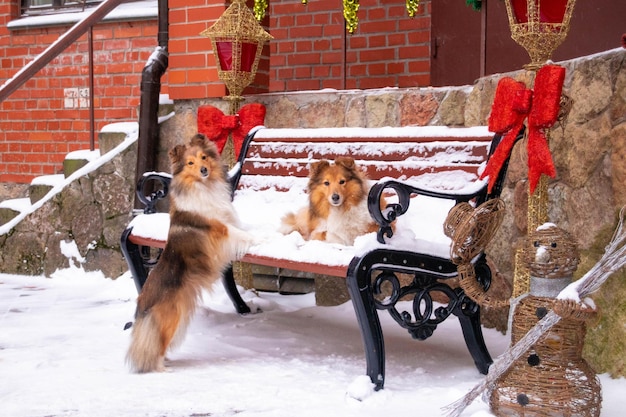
left=1, top=268, right=624, bottom=417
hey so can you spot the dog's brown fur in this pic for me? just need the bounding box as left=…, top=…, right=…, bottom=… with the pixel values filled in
left=126, top=134, right=254, bottom=373
left=280, top=156, right=385, bottom=245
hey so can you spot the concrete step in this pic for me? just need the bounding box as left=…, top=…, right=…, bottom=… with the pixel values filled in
left=0, top=198, right=29, bottom=226
left=29, top=174, right=65, bottom=204
left=0, top=121, right=135, bottom=226
left=63, top=149, right=100, bottom=178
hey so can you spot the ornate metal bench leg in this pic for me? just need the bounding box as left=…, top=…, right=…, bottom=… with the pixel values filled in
left=454, top=298, right=492, bottom=375
left=347, top=256, right=386, bottom=390
left=222, top=265, right=251, bottom=314
left=120, top=227, right=149, bottom=293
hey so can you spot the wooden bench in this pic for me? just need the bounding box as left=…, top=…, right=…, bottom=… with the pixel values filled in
left=120, top=125, right=522, bottom=389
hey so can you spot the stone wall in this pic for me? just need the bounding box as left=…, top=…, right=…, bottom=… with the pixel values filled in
left=0, top=132, right=137, bottom=279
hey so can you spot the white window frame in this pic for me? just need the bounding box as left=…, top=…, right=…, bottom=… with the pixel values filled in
left=9, top=0, right=158, bottom=30
left=20, top=0, right=102, bottom=17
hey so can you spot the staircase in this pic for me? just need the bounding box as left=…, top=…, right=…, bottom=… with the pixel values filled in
left=0, top=92, right=174, bottom=230
left=0, top=125, right=132, bottom=228
left=0, top=94, right=176, bottom=277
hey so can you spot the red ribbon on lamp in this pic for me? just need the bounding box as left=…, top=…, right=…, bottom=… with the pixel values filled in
left=481, top=65, right=565, bottom=194
left=197, top=103, right=266, bottom=160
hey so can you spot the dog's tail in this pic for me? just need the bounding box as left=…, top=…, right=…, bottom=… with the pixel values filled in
left=279, top=211, right=312, bottom=237
left=278, top=212, right=298, bottom=235
left=126, top=312, right=165, bottom=373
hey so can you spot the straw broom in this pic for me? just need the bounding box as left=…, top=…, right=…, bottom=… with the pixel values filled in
left=444, top=206, right=626, bottom=417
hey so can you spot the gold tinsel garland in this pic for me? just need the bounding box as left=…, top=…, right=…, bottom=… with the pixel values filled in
left=343, top=0, right=360, bottom=34
left=406, top=0, right=419, bottom=17
left=300, top=0, right=420, bottom=32
left=253, top=0, right=269, bottom=21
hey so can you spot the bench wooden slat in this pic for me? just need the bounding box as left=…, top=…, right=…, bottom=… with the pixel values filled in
left=128, top=233, right=166, bottom=249
left=252, top=126, right=493, bottom=142
left=251, top=135, right=493, bottom=143
left=240, top=254, right=348, bottom=277
left=241, top=162, right=485, bottom=181
left=246, top=141, right=490, bottom=161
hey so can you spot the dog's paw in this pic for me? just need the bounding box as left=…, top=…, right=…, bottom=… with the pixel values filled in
left=233, top=238, right=254, bottom=259
left=250, top=234, right=269, bottom=247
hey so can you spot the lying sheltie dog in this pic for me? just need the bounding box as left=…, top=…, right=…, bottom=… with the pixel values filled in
left=126, top=133, right=255, bottom=373
left=280, top=156, right=384, bottom=246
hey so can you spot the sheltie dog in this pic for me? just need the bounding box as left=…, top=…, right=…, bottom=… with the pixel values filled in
left=126, top=133, right=255, bottom=373
left=280, top=156, right=383, bottom=246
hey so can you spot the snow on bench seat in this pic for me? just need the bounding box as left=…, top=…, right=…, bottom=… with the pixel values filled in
left=127, top=178, right=487, bottom=277
left=126, top=125, right=494, bottom=278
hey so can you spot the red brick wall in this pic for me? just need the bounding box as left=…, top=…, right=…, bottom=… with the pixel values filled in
left=166, top=0, right=429, bottom=98
left=269, top=0, right=431, bottom=91
left=168, top=0, right=226, bottom=100
left=1, top=0, right=432, bottom=184
left=0, top=11, right=163, bottom=183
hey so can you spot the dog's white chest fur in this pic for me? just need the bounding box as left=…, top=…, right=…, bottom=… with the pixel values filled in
left=173, top=180, right=240, bottom=225
left=325, top=199, right=371, bottom=245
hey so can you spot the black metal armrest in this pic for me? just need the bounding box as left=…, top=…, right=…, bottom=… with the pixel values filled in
left=136, top=172, right=172, bottom=214
left=227, top=127, right=260, bottom=195
left=134, top=128, right=255, bottom=213
left=369, top=128, right=527, bottom=244
left=368, top=179, right=488, bottom=244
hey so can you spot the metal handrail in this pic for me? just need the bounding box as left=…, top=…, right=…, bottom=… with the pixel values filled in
left=0, top=0, right=130, bottom=104
left=1, top=0, right=131, bottom=150
left=1, top=0, right=169, bottom=183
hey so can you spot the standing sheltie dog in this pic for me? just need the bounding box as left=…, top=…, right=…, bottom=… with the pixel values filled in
left=126, top=133, right=254, bottom=373
left=280, top=156, right=382, bottom=245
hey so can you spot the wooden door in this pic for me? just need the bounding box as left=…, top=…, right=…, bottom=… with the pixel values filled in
left=432, top=0, right=626, bottom=87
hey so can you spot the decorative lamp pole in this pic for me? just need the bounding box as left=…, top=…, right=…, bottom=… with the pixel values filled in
left=199, top=0, right=271, bottom=291
left=200, top=0, right=272, bottom=115
left=504, top=0, right=576, bottom=70
left=502, top=0, right=576, bottom=297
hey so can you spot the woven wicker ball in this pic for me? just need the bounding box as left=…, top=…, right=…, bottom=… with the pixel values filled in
left=444, top=198, right=506, bottom=264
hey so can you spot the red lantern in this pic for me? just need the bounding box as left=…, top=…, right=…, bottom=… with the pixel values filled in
left=200, top=0, right=272, bottom=107
left=510, top=0, right=569, bottom=24
left=215, top=41, right=259, bottom=73
left=505, top=0, right=576, bottom=69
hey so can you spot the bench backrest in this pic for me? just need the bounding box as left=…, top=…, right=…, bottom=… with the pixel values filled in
left=232, top=126, right=495, bottom=193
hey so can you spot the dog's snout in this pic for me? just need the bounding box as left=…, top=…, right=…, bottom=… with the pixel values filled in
left=200, top=166, right=209, bottom=177
left=331, top=193, right=340, bottom=203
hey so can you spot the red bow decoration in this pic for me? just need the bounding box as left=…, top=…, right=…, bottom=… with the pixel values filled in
left=197, top=103, right=266, bottom=160
left=480, top=65, right=565, bottom=194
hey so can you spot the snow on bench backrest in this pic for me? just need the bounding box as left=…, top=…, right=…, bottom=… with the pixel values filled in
left=237, top=126, right=493, bottom=192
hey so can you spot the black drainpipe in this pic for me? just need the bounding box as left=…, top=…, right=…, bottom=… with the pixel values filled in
left=134, top=0, right=169, bottom=208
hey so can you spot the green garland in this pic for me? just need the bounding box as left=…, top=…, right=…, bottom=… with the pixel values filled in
left=466, top=0, right=482, bottom=11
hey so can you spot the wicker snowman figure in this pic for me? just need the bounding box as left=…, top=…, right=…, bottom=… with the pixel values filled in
left=490, top=223, right=602, bottom=417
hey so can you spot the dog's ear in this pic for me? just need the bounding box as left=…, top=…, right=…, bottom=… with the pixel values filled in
left=169, top=144, right=186, bottom=165
left=204, top=141, right=220, bottom=160
left=189, top=133, right=206, bottom=148
left=191, top=133, right=221, bottom=160
left=334, top=156, right=355, bottom=170
left=309, top=160, right=330, bottom=179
